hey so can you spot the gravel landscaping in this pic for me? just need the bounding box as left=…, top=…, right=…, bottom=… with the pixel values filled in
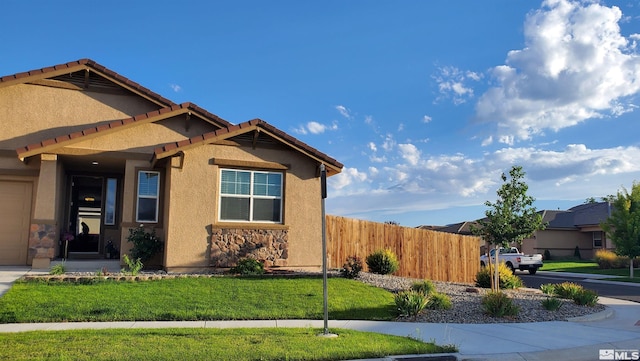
left=355, top=272, right=607, bottom=324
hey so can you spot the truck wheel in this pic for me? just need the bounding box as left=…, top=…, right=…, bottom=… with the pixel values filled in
left=506, top=262, right=515, bottom=274
left=528, top=268, right=538, bottom=275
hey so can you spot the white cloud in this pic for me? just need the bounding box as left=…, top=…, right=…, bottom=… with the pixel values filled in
left=335, top=105, right=352, bottom=119
left=422, top=115, right=432, bottom=123
left=382, top=134, right=395, bottom=152
left=367, top=142, right=377, bottom=152
left=398, top=143, right=421, bottom=166
left=294, top=121, right=338, bottom=135
left=330, top=167, right=368, bottom=190
left=433, top=66, right=482, bottom=105
left=327, top=143, right=640, bottom=223
left=475, top=0, right=640, bottom=143
left=364, top=115, right=373, bottom=124
left=397, top=123, right=404, bottom=131
left=169, top=84, right=182, bottom=92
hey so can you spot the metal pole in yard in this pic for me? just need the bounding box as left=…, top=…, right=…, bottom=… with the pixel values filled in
left=319, top=164, right=337, bottom=338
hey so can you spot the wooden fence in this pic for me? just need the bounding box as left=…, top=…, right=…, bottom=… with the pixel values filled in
left=326, top=215, right=481, bottom=283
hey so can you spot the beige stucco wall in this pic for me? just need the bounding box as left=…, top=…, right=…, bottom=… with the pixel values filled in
left=162, top=141, right=323, bottom=270
left=68, top=117, right=219, bottom=154
left=530, top=229, right=595, bottom=259
left=0, top=84, right=158, bottom=150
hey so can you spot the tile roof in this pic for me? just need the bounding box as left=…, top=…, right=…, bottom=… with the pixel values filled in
left=153, top=118, right=344, bottom=175
left=0, top=58, right=175, bottom=107
left=7, top=59, right=343, bottom=174
left=16, top=103, right=232, bottom=160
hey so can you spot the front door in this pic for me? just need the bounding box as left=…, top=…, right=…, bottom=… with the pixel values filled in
left=68, top=176, right=103, bottom=254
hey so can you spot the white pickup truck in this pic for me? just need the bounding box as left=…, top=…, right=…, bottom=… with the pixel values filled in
left=480, top=247, right=543, bottom=275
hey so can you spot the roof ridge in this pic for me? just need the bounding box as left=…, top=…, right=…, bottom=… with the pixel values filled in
left=0, top=58, right=176, bottom=107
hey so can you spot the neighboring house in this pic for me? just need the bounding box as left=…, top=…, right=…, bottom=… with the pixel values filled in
left=0, top=59, right=343, bottom=271
left=520, top=202, right=613, bottom=260
left=425, top=202, right=612, bottom=259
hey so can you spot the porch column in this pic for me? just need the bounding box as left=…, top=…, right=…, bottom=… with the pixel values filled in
left=28, top=154, right=60, bottom=268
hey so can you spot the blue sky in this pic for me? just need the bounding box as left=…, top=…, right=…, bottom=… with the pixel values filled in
left=3, top=0, right=640, bottom=227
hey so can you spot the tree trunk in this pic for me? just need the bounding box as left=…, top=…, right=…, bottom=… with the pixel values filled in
left=631, top=259, right=634, bottom=279
left=494, top=245, right=500, bottom=292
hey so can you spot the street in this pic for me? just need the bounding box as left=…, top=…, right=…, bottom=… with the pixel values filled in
left=520, top=272, right=640, bottom=303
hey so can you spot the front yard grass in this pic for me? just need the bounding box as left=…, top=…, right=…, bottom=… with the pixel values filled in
left=0, top=328, right=454, bottom=361
left=0, top=276, right=396, bottom=323
left=542, top=260, right=640, bottom=283
left=0, top=276, right=458, bottom=360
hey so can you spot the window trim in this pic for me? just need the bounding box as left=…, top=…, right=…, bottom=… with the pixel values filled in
left=218, top=168, right=283, bottom=224
left=104, top=177, right=117, bottom=226
left=136, top=170, right=160, bottom=223
left=593, top=231, right=603, bottom=248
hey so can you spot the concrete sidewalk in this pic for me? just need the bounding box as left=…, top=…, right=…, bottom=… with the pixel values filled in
left=1, top=267, right=639, bottom=361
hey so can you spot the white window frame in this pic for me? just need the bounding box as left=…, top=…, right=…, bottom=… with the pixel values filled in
left=136, top=170, right=160, bottom=223
left=593, top=231, right=603, bottom=248
left=218, top=168, right=283, bottom=223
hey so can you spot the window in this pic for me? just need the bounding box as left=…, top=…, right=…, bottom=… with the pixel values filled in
left=593, top=231, right=603, bottom=248
left=104, top=178, right=117, bottom=225
left=219, top=169, right=282, bottom=223
left=137, top=171, right=160, bottom=223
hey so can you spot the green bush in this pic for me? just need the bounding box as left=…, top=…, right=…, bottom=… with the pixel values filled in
left=540, top=283, right=555, bottom=295
left=229, top=258, right=265, bottom=275
left=475, top=263, right=523, bottom=289
left=127, top=226, right=163, bottom=263
left=553, top=282, right=583, bottom=299
left=426, top=292, right=452, bottom=310
left=394, top=290, right=428, bottom=317
left=541, top=297, right=563, bottom=311
left=481, top=291, right=520, bottom=317
left=341, top=255, right=363, bottom=279
left=411, top=280, right=435, bottom=296
left=121, top=254, right=143, bottom=276
left=573, top=289, right=599, bottom=306
left=49, top=262, right=66, bottom=275
left=366, top=249, right=399, bottom=275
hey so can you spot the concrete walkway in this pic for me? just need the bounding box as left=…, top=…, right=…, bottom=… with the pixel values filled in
left=1, top=266, right=639, bottom=361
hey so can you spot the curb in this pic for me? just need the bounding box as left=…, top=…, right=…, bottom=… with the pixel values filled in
left=568, top=306, right=614, bottom=322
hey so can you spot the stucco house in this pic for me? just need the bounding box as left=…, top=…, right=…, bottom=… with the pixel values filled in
left=428, top=202, right=613, bottom=259
left=0, top=59, right=343, bottom=271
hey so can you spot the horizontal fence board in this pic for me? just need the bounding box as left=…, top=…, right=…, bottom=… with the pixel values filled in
left=326, top=215, right=480, bottom=284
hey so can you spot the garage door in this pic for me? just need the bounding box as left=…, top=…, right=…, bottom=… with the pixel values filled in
left=0, top=181, right=32, bottom=265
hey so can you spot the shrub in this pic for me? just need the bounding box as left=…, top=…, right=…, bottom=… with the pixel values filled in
left=540, top=283, right=555, bottom=295
left=411, top=280, right=435, bottom=296
left=366, top=249, right=399, bottom=275
left=127, top=226, right=163, bottom=264
left=573, top=289, right=599, bottom=306
left=49, top=262, right=66, bottom=275
left=341, top=255, right=363, bottom=279
left=595, top=249, right=633, bottom=269
left=121, top=254, right=143, bottom=276
left=475, top=263, right=523, bottom=289
left=553, top=282, right=584, bottom=299
left=541, top=297, right=563, bottom=311
left=574, top=246, right=581, bottom=260
left=481, top=291, right=520, bottom=317
left=229, top=258, right=265, bottom=275
left=543, top=249, right=552, bottom=261
left=426, top=292, right=452, bottom=310
left=394, top=290, right=428, bottom=317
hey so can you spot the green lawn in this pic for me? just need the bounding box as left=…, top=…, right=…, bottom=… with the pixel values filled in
left=0, top=276, right=458, bottom=360
left=0, top=328, right=455, bottom=361
left=0, top=276, right=396, bottom=323
left=542, top=260, right=640, bottom=282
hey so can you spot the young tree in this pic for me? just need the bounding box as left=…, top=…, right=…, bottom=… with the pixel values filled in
left=472, top=166, right=546, bottom=291
left=601, top=182, right=640, bottom=278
